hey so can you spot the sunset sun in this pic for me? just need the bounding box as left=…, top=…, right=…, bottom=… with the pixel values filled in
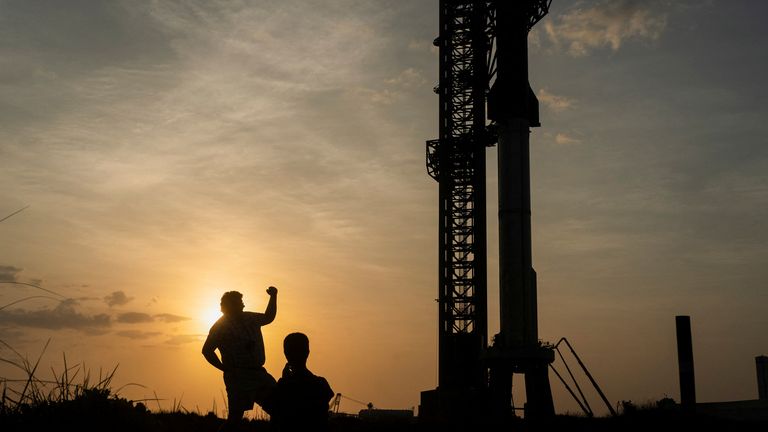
left=202, top=306, right=222, bottom=330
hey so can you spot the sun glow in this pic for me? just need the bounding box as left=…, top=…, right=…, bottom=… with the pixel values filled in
left=202, top=306, right=222, bottom=330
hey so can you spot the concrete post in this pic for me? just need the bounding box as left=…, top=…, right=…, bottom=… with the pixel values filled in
left=676, top=316, right=696, bottom=410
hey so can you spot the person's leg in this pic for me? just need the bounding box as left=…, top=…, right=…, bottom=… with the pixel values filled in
left=219, top=390, right=246, bottom=432
left=218, top=407, right=245, bottom=432
left=253, top=367, right=277, bottom=415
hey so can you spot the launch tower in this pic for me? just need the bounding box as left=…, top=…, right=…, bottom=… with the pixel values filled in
left=422, top=0, right=553, bottom=421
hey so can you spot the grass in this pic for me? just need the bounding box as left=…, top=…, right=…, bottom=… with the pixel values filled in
left=0, top=338, right=243, bottom=431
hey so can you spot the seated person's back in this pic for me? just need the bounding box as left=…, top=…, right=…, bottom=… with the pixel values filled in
left=270, top=332, right=334, bottom=431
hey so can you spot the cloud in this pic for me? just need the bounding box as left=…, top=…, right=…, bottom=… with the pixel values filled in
left=538, top=88, right=576, bottom=112
left=116, top=330, right=162, bottom=340
left=0, top=299, right=110, bottom=332
left=165, top=334, right=202, bottom=345
left=0, top=265, right=21, bottom=282
left=545, top=0, right=667, bottom=56
left=116, top=312, right=189, bottom=323
left=407, top=39, right=437, bottom=54
left=351, top=87, right=399, bottom=105
left=354, top=68, right=429, bottom=105
left=104, top=290, right=133, bottom=307
left=555, top=133, right=582, bottom=145
left=0, top=0, right=415, bottom=263
left=116, top=312, right=153, bottom=323
left=154, top=313, right=190, bottom=323
left=385, top=68, right=427, bottom=88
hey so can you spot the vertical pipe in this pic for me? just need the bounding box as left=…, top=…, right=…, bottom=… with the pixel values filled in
left=494, top=3, right=554, bottom=419
left=497, top=118, right=533, bottom=348
left=756, top=355, right=768, bottom=400
left=675, top=315, right=696, bottom=410
left=495, top=0, right=536, bottom=353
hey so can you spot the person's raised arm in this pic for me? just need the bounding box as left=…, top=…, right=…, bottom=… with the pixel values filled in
left=263, top=286, right=278, bottom=324
left=202, top=335, right=225, bottom=371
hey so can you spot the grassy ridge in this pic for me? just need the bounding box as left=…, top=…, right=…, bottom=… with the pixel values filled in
left=0, top=339, right=223, bottom=431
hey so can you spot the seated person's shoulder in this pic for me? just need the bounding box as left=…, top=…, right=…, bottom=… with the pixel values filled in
left=312, top=375, right=334, bottom=400
left=278, top=371, right=330, bottom=392
left=314, top=375, right=330, bottom=387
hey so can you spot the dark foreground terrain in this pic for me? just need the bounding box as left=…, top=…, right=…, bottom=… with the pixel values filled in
left=2, top=389, right=767, bottom=432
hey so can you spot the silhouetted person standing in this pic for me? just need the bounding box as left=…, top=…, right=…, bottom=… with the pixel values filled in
left=270, top=332, right=334, bottom=432
left=202, top=287, right=278, bottom=431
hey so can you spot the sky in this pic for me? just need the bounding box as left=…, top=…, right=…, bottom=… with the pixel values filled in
left=1, top=0, right=768, bottom=417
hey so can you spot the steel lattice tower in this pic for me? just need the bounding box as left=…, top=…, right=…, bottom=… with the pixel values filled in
left=426, top=0, right=490, bottom=393
left=423, top=0, right=553, bottom=421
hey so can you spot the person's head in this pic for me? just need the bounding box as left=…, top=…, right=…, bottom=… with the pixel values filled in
left=283, top=332, right=310, bottom=367
left=220, top=291, right=245, bottom=316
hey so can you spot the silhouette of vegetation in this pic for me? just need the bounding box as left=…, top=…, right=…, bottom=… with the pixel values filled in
left=0, top=339, right=264, bottom=431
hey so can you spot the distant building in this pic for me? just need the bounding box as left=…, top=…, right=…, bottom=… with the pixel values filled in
left=696, top=399, right=768, bottom=422
left=757, top=355, right=768, bottom=401
left=695, top=356, right=768, bottom=421
left=358, top=408, right=414, bottom=422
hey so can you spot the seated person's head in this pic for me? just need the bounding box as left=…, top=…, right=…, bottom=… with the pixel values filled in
left=220, top=291, right=245, bottom=316
left=283, top=332, right=310, bottom=366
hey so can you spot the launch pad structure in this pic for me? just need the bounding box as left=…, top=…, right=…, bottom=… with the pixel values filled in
left=421, top=0, right=555, bottom=421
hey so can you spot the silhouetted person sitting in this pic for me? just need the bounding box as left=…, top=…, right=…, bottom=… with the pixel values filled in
left=202, top=287, right=278, bottom=431
left=269, top=332, right=334, bottom=432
